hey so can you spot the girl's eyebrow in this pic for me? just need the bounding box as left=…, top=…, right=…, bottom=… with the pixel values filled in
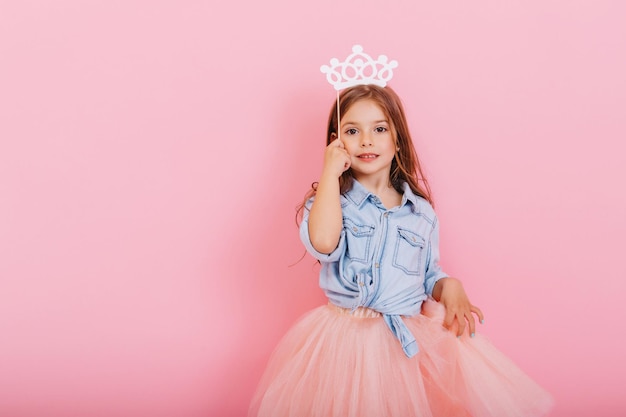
left=342, top=119, right=389, bottom=126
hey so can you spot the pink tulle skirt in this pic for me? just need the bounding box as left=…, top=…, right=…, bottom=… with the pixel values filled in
left=249, top=299, right=553, bottom=417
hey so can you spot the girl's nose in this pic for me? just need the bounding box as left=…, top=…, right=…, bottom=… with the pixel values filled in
left=360, top=132, right=373, bottom=147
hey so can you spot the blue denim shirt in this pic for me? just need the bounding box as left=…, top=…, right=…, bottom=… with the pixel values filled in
left=300, top=180, right=448, bottom=358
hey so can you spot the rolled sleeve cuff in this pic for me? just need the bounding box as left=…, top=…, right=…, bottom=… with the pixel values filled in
left=424, top=270, right=449, bottom=296
left=299, top=219, right=346, bottom=262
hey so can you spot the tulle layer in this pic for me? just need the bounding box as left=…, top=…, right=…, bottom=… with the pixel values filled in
left=249, top=300, right=553, bottom=417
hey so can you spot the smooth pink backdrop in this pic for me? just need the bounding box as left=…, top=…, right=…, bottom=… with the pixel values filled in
left=1, top=1, right=625, bottom=416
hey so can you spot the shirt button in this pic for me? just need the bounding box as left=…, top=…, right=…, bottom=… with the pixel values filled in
left=383, top=212, right=389, bottom=217
left=359, top=282, right=365, bottom=286
left=353, top=227, right=358, bottom=232
left=375, top=263, right=380, bottom=268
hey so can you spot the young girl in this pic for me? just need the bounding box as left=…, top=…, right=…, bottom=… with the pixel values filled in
left=249, top=84, right=553, bottom=417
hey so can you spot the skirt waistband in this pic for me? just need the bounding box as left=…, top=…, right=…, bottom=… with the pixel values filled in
left=328, top=302, right=382, bottom=318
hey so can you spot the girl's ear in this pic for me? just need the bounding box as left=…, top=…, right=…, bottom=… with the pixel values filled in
left=330, top=132, right=338, bottom=141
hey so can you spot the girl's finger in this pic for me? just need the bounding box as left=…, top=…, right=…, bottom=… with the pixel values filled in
left=471, top=305, right=485, bottom=324
left=343, top=156, right=351, bottom=170
left=466, top=311, right=476, bottom=337
left=456, top=313, right=466, bottom=337
left=443, top=308, right=455, bottom=330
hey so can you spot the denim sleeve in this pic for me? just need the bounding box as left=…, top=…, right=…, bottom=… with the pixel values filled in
left=299, top=199, right=346, bottom=262
left=423, top=215, right=449, bottom=296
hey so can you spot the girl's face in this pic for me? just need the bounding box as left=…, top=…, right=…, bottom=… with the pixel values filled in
left=340, top=99, right=397, bottom=183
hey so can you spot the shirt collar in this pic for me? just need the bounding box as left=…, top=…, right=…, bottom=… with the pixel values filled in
left=401, top=182, right=421, bottom=211
left=343, top=179, right=371, bottom=207
left=343, top=179, right=422, bottom=213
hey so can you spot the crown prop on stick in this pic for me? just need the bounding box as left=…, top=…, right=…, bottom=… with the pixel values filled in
left=320, top=45, right=398, bottom=139
left=320, top=44, right=398, bottom=91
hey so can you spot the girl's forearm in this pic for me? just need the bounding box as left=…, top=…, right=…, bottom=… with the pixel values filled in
left=308, top=173, right=343, bottom=254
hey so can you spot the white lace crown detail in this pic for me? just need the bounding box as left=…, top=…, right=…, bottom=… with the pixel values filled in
left=320, top=45, right=398, bottom=91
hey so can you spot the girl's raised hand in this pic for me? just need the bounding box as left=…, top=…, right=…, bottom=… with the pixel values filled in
left=322, top=138, right=351, bottom=178
left=434, top=277, right=484, bottom=338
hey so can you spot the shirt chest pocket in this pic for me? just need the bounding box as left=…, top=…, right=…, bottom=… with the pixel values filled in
left=393, top=227, right=425, bottom=276
left=344, top=219, right=375, bottom=263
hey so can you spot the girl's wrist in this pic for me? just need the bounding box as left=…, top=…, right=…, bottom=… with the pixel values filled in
left=433, top=277, right=462, bottom=301
left=320, top=168, right=343, bottom=182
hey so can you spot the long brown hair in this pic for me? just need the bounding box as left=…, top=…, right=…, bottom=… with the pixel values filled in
left=297, top=85, right=433, bottom=223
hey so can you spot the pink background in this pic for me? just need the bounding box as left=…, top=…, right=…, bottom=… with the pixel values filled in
left=1, top=1, right=625, bottom=416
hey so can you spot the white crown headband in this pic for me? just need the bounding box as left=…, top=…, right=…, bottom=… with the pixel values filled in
left=320, top=44, right=398, bottom=91
left=320, top=45, right=398, bottom=139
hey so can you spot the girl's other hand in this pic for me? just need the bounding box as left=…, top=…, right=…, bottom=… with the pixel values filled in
left=322, top=138, right=351, bottom=178
left=433, top=277, right=484, bottom=338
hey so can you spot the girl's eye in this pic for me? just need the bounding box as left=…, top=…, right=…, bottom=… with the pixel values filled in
left=375, top=126, right=388, bottom=133
left=345, top=128, right=358, bottom=135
